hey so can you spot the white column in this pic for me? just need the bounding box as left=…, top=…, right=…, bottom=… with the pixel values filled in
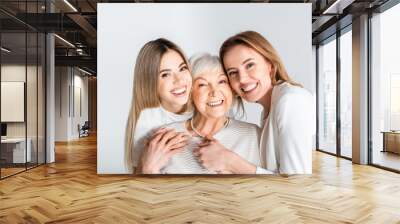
left=46, top=33, right=55, bottom=163
left=45, top=0, right=56, bottom=163
left=352, top=14, right=369, bottom=164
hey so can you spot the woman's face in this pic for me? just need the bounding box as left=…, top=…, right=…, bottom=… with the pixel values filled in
left=222, top=44, right=272, bottom=103
left=157, top=50, right=192, bottom=113
left=192, top=68, right=233, bottom=119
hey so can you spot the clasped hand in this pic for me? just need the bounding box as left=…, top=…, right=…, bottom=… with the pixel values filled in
left=140, top=128, right=189, bottom=174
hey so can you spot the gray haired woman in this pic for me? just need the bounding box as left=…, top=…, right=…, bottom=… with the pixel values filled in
left=141, top=53, right=270, bottom=174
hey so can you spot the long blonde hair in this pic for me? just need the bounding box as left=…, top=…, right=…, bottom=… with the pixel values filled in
left=219, top=30, right=302, bottom=87
left=125, top=38, right=190, bottom=171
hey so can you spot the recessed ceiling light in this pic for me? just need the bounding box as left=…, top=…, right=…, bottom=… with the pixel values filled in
left=54, top=34, right=75, bottom=48
left=78, top=67, right=93, bottom=76
left=63, top=0, right=78, bottom=12
left=322, top=0, right=354, bottom=15
left=1, top=47, right=11, bottom=53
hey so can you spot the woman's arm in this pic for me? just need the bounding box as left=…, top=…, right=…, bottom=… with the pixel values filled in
left=194, top=139, right=258, bottom=174
left=137, top=128, right=189, bottom=174
left=195, top=140, right=273, bottom=174
left=275, top=92, right=314, bottom=175
left=226, top=148, right=257, bottom=174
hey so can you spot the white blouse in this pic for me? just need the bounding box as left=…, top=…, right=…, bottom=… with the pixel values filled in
left=161, top=119, right=262, bottom=174
left=132, top=106, right=192, bottom=168
left=260, top=82, right=314, bottom=175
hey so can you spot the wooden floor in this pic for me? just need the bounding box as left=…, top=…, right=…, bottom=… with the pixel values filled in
left=1, top=135, right=400, bottom=223
left=1, top=167, right=26, bottom=178
left=1, top=163, right=45, bottom=178
left=373, top=151, right=400, bottom=171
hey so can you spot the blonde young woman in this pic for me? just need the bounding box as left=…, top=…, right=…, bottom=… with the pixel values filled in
left=194, top=31, right=314, bottom=175
left=140, top=53, right=269, bottom=174
left=125, top=38, right=193, bottom=174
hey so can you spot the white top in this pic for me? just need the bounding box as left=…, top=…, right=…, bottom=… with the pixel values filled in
left=132, top=106, right=193, bottom=167
left=260, top=82, right=314, bottom=175
left=161, top=119, right=262, bottom=174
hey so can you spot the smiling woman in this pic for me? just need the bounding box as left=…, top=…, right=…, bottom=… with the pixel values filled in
left=97, top=4, right=313, bottom=174
left=218, top=31, right=314, bottom=175
left=139, top=53, right=269, bottom=174
left=157, top=50, right=192, bottom=114
left=124, top=38, right=193, bottom=174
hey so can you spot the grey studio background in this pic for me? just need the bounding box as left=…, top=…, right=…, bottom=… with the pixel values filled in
left=97, top=3, right=313, bottom=174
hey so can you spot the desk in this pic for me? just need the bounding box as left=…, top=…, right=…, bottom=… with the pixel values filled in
left=1, top=138, right=31, bottom=163
left=381, top=131, right=400, bottom=154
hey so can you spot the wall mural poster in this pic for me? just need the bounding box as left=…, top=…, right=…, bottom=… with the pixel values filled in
left=97, top=3, right=315, bottom=175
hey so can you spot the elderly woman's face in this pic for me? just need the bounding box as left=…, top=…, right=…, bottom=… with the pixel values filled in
left=192, top=68, right=233, bottom=119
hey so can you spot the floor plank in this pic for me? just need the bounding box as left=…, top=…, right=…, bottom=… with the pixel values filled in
left=1, top=134, right=400, bottom=223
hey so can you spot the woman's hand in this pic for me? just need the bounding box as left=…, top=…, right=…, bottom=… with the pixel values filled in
left=140, top=128, right=189, bottom=174
left=194, top=137, right=257, bottom=174
left=193, top=137, right=232, bottom=173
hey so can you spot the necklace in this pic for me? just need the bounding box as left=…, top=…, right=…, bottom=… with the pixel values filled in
left=190, top=117, right=230, bottom=138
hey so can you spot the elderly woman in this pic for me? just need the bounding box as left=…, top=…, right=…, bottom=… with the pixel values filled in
left=139, top=53, right=266, bottom=174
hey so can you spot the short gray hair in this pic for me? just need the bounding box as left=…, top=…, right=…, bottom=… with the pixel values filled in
left=189, top=53, right=224, bottom=79
left=188, top=52, right=245, bottom=119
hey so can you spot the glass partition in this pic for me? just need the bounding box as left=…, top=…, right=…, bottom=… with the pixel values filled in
left=1, top=31, right=28, bottom=178
left=0, top=1, right=46, bottom=179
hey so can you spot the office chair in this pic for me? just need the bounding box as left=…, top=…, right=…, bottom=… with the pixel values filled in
left=79, top=121, right=90, bottom=138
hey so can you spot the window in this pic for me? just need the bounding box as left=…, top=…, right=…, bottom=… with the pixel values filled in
left=340, top=29, right=352, bottom=158
left=371, top=2, right=400, bottom=171
left=318, top=37, right=337, bottom=155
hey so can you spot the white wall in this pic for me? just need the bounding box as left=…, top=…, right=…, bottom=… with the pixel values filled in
left=72, top=72, right=89, bottom=138
left=98, top=3, right=313, bottom=174
left=1, top=63, right=47, bottom=163
left=55, top=67, right=89, bottom=141
left=55, top=67, right=69, bottom=141
left=1, top=82, right=25, bottom=122
left=1, top=65, right=41, bottom=138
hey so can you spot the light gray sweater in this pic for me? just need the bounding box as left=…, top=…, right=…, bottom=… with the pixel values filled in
left=161, top=119, right=262, bottom=174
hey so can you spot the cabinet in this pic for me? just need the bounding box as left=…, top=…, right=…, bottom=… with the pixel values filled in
left=382, top=131, right=400, bottom=154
